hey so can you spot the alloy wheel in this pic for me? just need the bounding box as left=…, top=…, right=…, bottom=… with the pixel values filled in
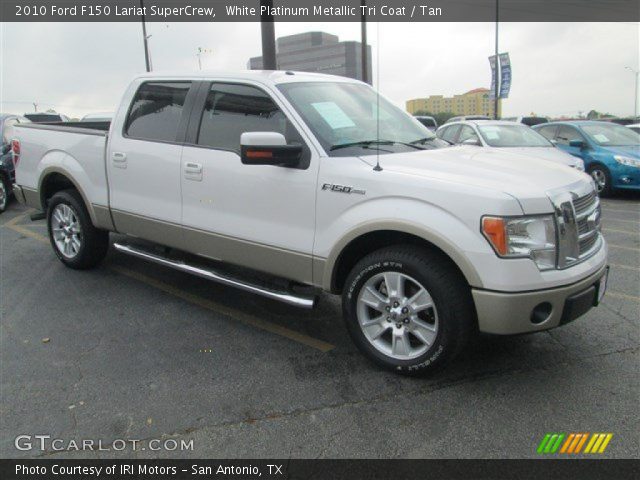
left=51, top=204, right=83, bottom=258
left=356, top=271, right=439, bottom=360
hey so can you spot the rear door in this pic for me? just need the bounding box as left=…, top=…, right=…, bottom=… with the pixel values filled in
left=108, top=80, right=198, bottom=248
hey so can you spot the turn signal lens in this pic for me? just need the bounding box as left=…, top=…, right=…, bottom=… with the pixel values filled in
left=482, top=217, right=507, bottom=255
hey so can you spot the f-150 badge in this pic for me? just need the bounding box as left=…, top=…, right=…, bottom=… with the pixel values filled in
left=321, top=183, right=366, bottom=195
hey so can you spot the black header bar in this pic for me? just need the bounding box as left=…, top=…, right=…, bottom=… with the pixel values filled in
left=1, top=0, right=639, bottom=22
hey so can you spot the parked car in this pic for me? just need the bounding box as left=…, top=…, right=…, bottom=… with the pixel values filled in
left=436, top=120, right=585, bottom=170
left=23, top=112, right=69, bottom=123
left=414, top=115, right=438, bottom=131
left=0, top=114, right=30, bottom=212
left=81, top=112, right=114, bottom=122
left=445, top=115, right=491, bottom=124
left=534, top=120, right=640, bottom=196
left=627, top=123, right=640, bottom=134
left=13, top=71, right=608, bottom=375
left=501, top=116, right=549, bottom=127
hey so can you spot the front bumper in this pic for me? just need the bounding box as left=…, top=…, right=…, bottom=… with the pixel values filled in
left=472, top=263, right=609, bottom=335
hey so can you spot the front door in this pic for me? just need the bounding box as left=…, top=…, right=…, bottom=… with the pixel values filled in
left=179, top=82, right=318, bottom=284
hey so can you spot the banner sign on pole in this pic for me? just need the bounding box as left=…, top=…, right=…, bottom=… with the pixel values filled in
left=499, top=52, right=512, bottom=98
left=488, top=55, right=498, bottom=99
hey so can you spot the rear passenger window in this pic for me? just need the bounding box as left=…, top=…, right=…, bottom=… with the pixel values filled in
left=196, top=83, right=304, bottom=154
left=125, top=82, right=191, bottom=142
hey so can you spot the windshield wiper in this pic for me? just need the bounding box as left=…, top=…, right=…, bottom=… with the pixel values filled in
left=410, top=136, right=439, bottom=145
left=330, top=140, right=395, bottom=151
left=330, top=139, right=426, bottom=151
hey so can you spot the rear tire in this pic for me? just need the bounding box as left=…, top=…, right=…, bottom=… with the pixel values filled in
left=588, top=164, right=612, bottom=197
left=47, top=189, right=109, bottom=269
left=0, top=175, right=9, bottom=213
left=342, top=246, right=476, bottom=375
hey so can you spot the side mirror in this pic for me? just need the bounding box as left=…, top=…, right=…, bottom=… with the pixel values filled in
left=461, top=137, right=481, bottom=146
left=240, top=132, right=302, bottom=168
left=569, top=139, right=585, bottom=148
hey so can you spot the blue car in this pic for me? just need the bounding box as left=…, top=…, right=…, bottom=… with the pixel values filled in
left=534, top=120, right=640, bottom=196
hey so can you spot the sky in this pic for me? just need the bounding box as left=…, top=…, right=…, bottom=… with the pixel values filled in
left=1, top=21, right=638, bottom=119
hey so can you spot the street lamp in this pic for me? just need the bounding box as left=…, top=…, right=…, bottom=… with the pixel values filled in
left=197, top=48, right=213, bottom=70
left=625, top=66, right=639, bottom=119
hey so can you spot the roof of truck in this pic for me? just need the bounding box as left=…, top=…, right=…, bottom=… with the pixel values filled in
left=133, top=70, right=364, bottom=86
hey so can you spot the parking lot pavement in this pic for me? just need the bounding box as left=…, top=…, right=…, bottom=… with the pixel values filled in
left=1, top=194, right=638, bottom=459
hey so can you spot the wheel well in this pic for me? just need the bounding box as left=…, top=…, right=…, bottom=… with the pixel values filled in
left=40, top=172, right=76, bottom=209
left=330, top=230, right=469, bottom=294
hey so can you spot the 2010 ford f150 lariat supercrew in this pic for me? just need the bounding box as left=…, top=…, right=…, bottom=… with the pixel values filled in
left=13, top=71, right=608, bottom=374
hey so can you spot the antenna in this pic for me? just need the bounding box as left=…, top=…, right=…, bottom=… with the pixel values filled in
left=373, top=21, right=382, bottom=172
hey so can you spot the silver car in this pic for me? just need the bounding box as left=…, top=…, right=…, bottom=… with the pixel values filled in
left=436, top=120, right=585, bottom=170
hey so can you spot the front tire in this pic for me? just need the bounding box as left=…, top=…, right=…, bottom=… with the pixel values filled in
left=47, top=189, right=109, bottom=269
left=588, top=164, right=612, bottom=197
left=342, top=246, right=475, bottom=375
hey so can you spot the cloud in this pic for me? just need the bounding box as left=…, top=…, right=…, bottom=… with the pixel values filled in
left=1, top=21, right=638, bottom=118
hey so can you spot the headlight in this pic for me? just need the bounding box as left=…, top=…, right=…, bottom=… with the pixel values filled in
left=614, top=155, right=640, bottom=168
left=482, top=215, right=557, bottom=271
left=573, top=159, right=585, bottom=171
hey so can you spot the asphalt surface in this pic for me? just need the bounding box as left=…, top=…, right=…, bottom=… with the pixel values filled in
left=1, top=193, right=638, bottom=459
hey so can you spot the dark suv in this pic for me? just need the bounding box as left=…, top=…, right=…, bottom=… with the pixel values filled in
left=0, top=114, right=30, bottom=212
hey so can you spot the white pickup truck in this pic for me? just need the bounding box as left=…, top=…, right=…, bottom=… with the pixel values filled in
left=13, top=71, right=608, bottom=374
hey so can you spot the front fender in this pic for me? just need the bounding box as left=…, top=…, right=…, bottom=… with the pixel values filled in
left=315, top=196, right=490, bottom=291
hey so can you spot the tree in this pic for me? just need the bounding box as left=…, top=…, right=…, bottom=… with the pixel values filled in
left=412, top=111, right=457, bottom=125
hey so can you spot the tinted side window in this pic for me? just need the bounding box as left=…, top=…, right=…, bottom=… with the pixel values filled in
left=536, top=125, right=557, bottom=141
left=555, top=126, right=584, bottom=145
left=439, top=125, right=460, bottom=143
left=197, top=83, right=304, bottom=154
left=125, top=82, right=191, bottom=142
left=458, top=125, right=479, bottom=144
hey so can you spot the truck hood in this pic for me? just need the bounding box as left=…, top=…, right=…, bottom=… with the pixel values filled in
left=361, top=146, right=592, bottom=214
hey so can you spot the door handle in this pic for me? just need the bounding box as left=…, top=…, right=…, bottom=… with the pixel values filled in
left=112, top=152, right=127, bottom=169
left=185, top=162, right=202, bottom=173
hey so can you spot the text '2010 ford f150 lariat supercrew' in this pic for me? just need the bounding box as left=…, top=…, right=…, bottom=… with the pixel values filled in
left=13, top=71, right=608, bottom=374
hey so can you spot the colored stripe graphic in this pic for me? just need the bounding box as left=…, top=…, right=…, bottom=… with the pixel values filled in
left=539, top=433, right=613, bottom=454
left=585, top=433, right=614, bottom=454
left=537, top=433, right=565, bottom=454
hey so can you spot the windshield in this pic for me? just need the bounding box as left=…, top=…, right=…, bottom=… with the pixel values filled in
left=277, top=82, right=446, bottom=156
left=581, top=123, right=640, bottom=147
left=477, top=124, right=553, bottom=147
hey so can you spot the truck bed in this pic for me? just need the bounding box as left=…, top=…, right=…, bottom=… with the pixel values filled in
left=14, top=122, right=111, bottom=210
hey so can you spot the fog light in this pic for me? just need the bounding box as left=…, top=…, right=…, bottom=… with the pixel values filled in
left=531, top=302, right=553, bottom=324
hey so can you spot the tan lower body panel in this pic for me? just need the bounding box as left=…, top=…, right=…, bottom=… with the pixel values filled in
left=111, top=209, right=314, bottom=286
left=472, top=264, right=608, bottom=335
left=183, top=226, right=313, bottom=285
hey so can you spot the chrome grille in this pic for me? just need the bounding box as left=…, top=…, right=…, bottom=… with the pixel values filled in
left=573, top=191, right=602, bottom=262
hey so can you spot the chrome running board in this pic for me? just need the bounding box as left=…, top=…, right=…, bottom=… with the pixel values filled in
left=113, top=242, right=316, bottom=309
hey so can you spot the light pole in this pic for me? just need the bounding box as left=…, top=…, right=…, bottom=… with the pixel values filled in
left=197, top=48, right=213, bottom=70
left=493, top=0, right=499, bottom=119
left=260, top=0, right=277, bottom=70
left=626, top=66, right=639, bottom=119
left=140, top=0, right=151, bottom=72
left=361, top=0, right=368, bottom=84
